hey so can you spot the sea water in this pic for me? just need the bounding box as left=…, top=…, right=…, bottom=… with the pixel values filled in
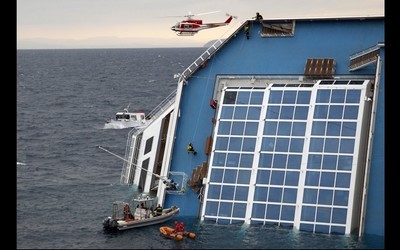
left=16, top=48, right=384, bottom=249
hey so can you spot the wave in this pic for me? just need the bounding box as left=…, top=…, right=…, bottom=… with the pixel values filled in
left=17, top=162, right=27, bottom=166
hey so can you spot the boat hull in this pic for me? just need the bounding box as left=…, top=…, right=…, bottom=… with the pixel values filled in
left=103, top=206, right=179, bottom=231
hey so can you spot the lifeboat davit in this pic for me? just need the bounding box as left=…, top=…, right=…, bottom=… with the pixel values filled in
left=159, top=226, right=196, bottom=241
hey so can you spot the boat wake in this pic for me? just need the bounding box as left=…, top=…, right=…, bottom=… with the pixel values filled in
left=103, top=123, right=130, bottom=130
left=17, top=162, right=27, bottom=166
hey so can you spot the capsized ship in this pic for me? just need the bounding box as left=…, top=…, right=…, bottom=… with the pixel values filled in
left=120, top=15, right=384, bottom=236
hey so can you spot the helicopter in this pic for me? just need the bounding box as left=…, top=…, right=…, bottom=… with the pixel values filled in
left=170, top=11, right=235, bottom=36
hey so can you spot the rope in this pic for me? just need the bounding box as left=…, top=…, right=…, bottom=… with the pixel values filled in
left=97, top=145, right=168, bottom=181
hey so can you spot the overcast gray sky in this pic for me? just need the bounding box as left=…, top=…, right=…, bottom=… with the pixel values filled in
left=17, top=0, right=384, bottom=49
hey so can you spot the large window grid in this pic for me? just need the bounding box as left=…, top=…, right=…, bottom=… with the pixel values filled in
left=299, top=88, right=362, bottom=234
left=206, top=88, right=264, bottom=223
left=203, top=80, right=370, bottom=235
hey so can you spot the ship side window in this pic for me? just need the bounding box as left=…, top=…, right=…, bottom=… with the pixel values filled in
left=144, top=137, right=153, bottom=155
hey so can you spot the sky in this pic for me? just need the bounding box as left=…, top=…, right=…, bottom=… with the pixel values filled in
left=17, top=0, right=384, bottom=49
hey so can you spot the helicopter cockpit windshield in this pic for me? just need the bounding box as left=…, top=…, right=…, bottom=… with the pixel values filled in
left=171, top=22, right=180, bottom=30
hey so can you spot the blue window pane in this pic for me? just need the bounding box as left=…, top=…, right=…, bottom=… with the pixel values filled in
left=210, top=169, right=224, bottom=183
left=324, top=138, right=339, bottom=153
left=252, top=203, right=266, bottom=218
left=310, top=138, right=324, bottom=152
left=226, top=153, right=240, bottom=167
left=314, top=105, right=328, bottom=119
left=315, top=224, right=330, bottom=234
left=341, top=122, right=357, bottom=136
left=237, top=91, right=250, bottom=104
left=207, top=184, right=222, bottom=199
left=259, top=153, right=273, bottom=168
left=231, top=122, right=245, bottom=135
left=221, top=106, right=234, bottom=119
left=232, top=203, right=247, bottom=217
left=320, top=172, right=335, bottom=187
left=283, top=91, right=297, bottom=104
left=328, top=105, right=344, bottom=119
left=318, top=189, right=333, bottom=205
left=221, top=185, right=235, bottom=200
left=215, top=137, right=229, bottom=150
left=338, top=156, right=353, bottom=171
left=343, top=106, right=359, bottom=119
left=205, top=201, right=219, bottom=216
left=264, top=121, right=278, bottom=135
left=266, top=204, right=281, bottom=219
left=237, top=170, right=251, bottom=184
left=307, top=154, right=322, bottom=169
left=276, top=138, right=290, bottom=152
left=326, top=122, right=341, bottom=136
left=273, top=154, right=287, bottom=169
left=281, top=205, right=296, bottom=221
left=280, top=106, right=295, bottom=119
left=346, top=90, right=361, bottom=103
left=301, top=206, right=316, bottom=222
left=332, top=208, right=347, bottom=224
left=292, top=122, right=306, bottom=136
left=290, top=138, right=304, bottom=153
left=316, top=90, right=331, bottom=103
left=261, top=137, right=275, bottom=151
left=316, top=207, right=332, bottom=223
left=270, top=170, right=285, bottom=185
left=223, top=169, right=237, bottom=184
left=334, top=190, right=349, bottom=206
left=218, top=121, right=231, bottom=135
left=285, top=171, right=299, bottom=186
left=234, top=106, right=248, bottom=119
left=219, top=202, right=233, bottom=217
left=331, top=226, right=345, bottom=235
left=331, top=90, right=346, bottom=103
left=277, top=122, right=292, bottom=136
left=312, top=121, right=326, bottom=136
left=269, top=91, right=283, bottom=104
left=250, top=92, right=264, bottom=105
left=247, top=107, right=261, bottom=120
left=305, top=171, right=320, bottom=186
left=256, top=170, right=270, bottom=184
left=339, top=139, right=355, bottom=153
left=268, top=187, right=283, bottom=202
left=224, top=91, right=237, bottom=104
left=242, top=138, right=256, bottom=152
left=297, top=91, right=311, bottom=104
left=282, top=188, right=297, bottom=203
left=294, top=106, right=309, bottom=120
left=235, top=186, right=249, bottom=201
left=266, top=106, right=280, bottom=119
left=300, top=223, right=314, bottom=232
left=303, top=188, right=318, bottom=204
left=322, top=155, right=337, bottom=170
left=229, top=137, right=242, bottom=151
left=244, top=122, right=258, bottom=135
left=254, top=186, right=269, bottom=201
left=287, top=155, right=302, bottom=169
left=336, top=173, right=351, bottom=188
left=240, top=154, right=253, bottom=168
left=213, top=153, right=226, bottom=166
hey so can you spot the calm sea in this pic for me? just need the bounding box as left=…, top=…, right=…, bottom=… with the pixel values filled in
left=16, top=48, right=384, bottom=249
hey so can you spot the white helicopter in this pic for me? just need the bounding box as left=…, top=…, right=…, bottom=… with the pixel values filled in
left=170, top=11, right=236, bottom=36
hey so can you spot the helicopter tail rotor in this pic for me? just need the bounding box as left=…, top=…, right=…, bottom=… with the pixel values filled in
left=226, top=13, right=238, bottom=19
